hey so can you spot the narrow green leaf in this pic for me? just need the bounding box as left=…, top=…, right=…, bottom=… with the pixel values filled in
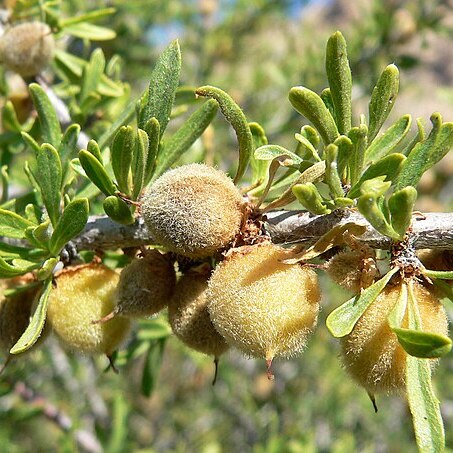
left=87, top=139, right=103, bottom=163
left=294, top=133, right=321, bottom=161
left=103, top=196, right=134, bottom=225
left=0, top=209, right=34, bottom=239
left=394, top=328, right=452, bottom=358
left=142, top=118, right=160, bottom=186
left=141, top=339, right=166, bottom=397
left=0, top=256, right=40, bottom=278
left=2, top=100, right=22, bottom=132
left=423, top=270, right=453, bottom=280
left=10, top=279, right=52, bottom=354
left=368, top=64, right=399, bottom=142
left=300, top=125, right=320, bottom=149
left=154, top=98, right=219, bottom=178
left=111, top=126, right=135, bottom=194
left=348, top=125, right=368, bottom=186
left=326, top=267, right=399, bottom=337
left=320, top=88, right=335, bottom=118
left=396, top=113, right=453, bottom=189
left=249, top=122, right=269, bottom=183
left=348, top=154, right=406, bottom=198
left=326, top=31, right=352, bottom=135
left=289, top=86, right=339, bottom=145
left=139, top=40, right=181, bottom=133
left=137, top=318, right=172, bottom=341
left=63, top=23, right=116, bottom=41
left=388, top=186, right=417, bottom=238
left=59, top=8, right=116, bottom=27
left=195, top=86, right=252, bottom=184
left=293, top=183, right=331, bottom=215
left=325, top=144, right=344, bottom=198
left=406, top=280, right=445, bottom=453
left=49, top=198, right=89, bottom=255
left=29, top=83, right=61, bottom=147
left=78, top=150, right=116, bottom=196
left=334, top=135, right=353, bottom=182
left=21, top=132, right=40, bottom=153
left=58, top=124, right=80, bottom=166
left=36, top=144, right=62, bottom=227
left=365, top=115, right=411, bottom=163
left=80, top=48, right=106, bottom=103
left=254, top=145, right=302, bottom=165
left=388, top=280, right=407, bottom=329
left=132, top=129, right=148, bottom=200
left=37, top=258, right=59, bottom=280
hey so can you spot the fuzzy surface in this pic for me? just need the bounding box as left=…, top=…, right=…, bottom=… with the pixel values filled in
left=207, top=243, right=321, bottom=359
left=47, top=264, right=130, bottom=355
left=168, top=273, right=228, bottom=357
left=0, top=22, right=54, bottom=77
left=326, top=250, right=365, bottom=293
left=141, top=164, right=243, bottom=258
left=116, top=250, right=176, bottom=317
left=341, top=280, right=449, bottom=394
left=0, top=276, right=38, bottom=352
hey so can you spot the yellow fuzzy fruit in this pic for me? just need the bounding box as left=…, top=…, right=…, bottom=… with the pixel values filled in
left=114, top=249, right=176, bottom=318
left=168, top=272, right=228, bottom=357
left=141, top=163, right=244, bottom=258
left=207, top=243, right=321, bottom=360
left=341, top=280, right=449, bottom=394
left=0, top=275, right=40, bottom=354
left=0, top=22, right=55, bottom=77
left=47, top=264, right=130, bottom=356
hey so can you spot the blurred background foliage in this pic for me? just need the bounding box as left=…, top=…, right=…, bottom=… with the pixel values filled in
left=1, top=0, right=453, bottom=451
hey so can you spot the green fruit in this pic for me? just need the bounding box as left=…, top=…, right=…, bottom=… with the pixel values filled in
left=169, top=271, right=228, bottom=357
left=207, top=242, right=321, bottom=361
left=141, top=163, right=244, bottom=258
left=0, top=22, right=55, bottom=77
left=47, top=264, right=130, bottom=356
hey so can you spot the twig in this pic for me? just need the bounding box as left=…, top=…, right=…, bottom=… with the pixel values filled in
left=71, top=210, right=453, bottom=252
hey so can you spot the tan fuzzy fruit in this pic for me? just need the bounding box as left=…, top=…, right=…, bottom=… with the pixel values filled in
left=0, top=22, right=55, bottom=77
left=113, top=250, right=176, bottom=318
left=207, top=243, right=321, bottom=361
left=341, top=281, right=449, bottom=394
left=168, top=271, right=228, bottom=358
left=141, top=163, right=244, bottom=258
left=47, top=264, right=130, bottom=356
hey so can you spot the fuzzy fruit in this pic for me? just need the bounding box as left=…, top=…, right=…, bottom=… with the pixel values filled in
left=207, top=243, right=321, bottom=361
left=141, top=163, right=244, bottom=258
left=47, top=264, right=130, bottom=356
left=341, top=280, right=449, bottom=394
left=169, top=271, right=228, bottom=358
left=108, top=249, right=176, bottom=320
left=0, top=22, right=55, bottom=77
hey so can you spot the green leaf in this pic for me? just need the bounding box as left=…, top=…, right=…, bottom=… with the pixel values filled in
left=111, top=126, right=135, bottom=194
left=79, top=150, right=116, bottom=196
left=423, top=270, right=453, bottom=280
left=139, top=40, right=181, bottom=134
left=289, top=86, right=339, bottom=145
left=59, top=124, right=80, bottom=170
left=63, top=22, right=116, bottom=41
left=29, top=84, right=61, bottom=147
left=195, top=86, right=252, bottom=184
left=320, top=88, right=335, bottom=118
left=387, top=280, right=407, bottom=329
left=294, top=133, right=321, bottom=161
left=334, top=135, right=353, bottom=182
left=325, top=144, right=344, bottom=198
left=87, top=139, right=103, bottom=163
left=49, top=198, right=89, bottom=255
left=37, top=258, right=59, bottom=281
left=365, top=115, right=412, bottom=163
left=142, top=118, right=160, bottom=186
left=2, top=100, right=22, bottom=132
left=393, top=328, right=452, bottom=358
left=35, top=144, right=62, bottom=227
left=59, top=8, right=116, bottom=27
left=132, top=129, right=148, bottom=200
left=154, top=98, right=218, bottom=177
left=293, top=183, right=331, bottom=215
left=406, top=280, right=445, bottom=453
left=254, top=145, right=302, bottom=165
left=21, top=131, right=40, bottom=153
left=80, top=49, right=105, bottom=103
left=10, top=279, right=52, bottom=354
left=0, top=256, right=40, bottom=278
left=348, top=153, right=406, bottom=198
left=141, top=339, right=166, bottom=397
left=348, top=125, right=368, bottom=186
left=0, top=209, right=34, bottom=239
left=395, top=113, right=453, bottom=190
left=103, top=196, right=134, bottom=225
left=326, top=267, right=399, bottom=337
left=325, top=31, right=352, bottom=135
left=388, top=186, right=417, bottom=238
left=249, top=122, right=269, bottom=183
left=368, top=64, right=399, bottom=142
left=137, top=318, right=173, bottom=341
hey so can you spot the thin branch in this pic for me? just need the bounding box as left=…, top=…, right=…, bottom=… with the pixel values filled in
left=71, top=210, right=453, bottom=252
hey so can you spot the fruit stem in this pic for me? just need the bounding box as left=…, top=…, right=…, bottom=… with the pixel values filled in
left=367, top=391, right=378, bottom=413
left=92, top=311, right=116, bottom=325
left=266, top=358, right=275, bottom=381
left=212, top=356, right=219, bottom=386
left=105, top=354, right=119, bottom=374
left=0, top=355, right=12, bottom=376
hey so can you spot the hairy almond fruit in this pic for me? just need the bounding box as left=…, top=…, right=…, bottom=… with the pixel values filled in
left=341, top=280, right=448, bottom=394
left=207, top=243, right=321, bottom=362
left=47, top=264, right=130, bottom=356
left=141, top=163, right=243, bottom=258
left=0, top=22, right=55, bottom=77
left=169, top=271, right=228, bottom=358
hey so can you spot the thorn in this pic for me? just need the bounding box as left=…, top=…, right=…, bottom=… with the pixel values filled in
left=92, top=311, right=116, bottom=325
left=105, top=354, right=119, bottom=374
left=266, top=358, right=275, bottom=381
left=212, top=356, right=219, bottom=386
left=367, top=391, right=378, bottom=413
left=0, top=356, right=12, bottom=375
